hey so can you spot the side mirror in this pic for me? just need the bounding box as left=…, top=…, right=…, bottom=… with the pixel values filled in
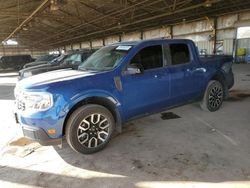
left=126, top=63, right=144, bottom=75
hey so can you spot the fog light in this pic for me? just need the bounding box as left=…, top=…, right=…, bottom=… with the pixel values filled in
left=48, top=129, right=56, bottom=134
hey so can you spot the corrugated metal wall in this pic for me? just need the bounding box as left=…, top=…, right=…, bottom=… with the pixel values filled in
left=195, top=41, right=213, bottom=54
left=143, top=28, right=171, bottom=39
left=65, top=45, right=71, bottom=51
left=81, top=42, right=90, bottom=48
left=121, top=32, right=141, bottom=41
left=1, top=11, right=249, bottom=56
left=237, top=38, right=250, bottom=54
left=92, top=39, right=103, bottom=48
left=72, top=43, right=80, bottom=50
left=105, top=36, right=119, bottom=45
left=64, top=11, right=250, bottom=57
left=223, top=39, right=234, bottom=55
left=0, top=46, right=48, bottom=56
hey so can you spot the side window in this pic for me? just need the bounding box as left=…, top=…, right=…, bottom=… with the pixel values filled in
left=65, top=54, right=81, bottom=64
left=169, top=44, right=190, bottom=65
left=130, top=45, right=163, bottom=70
left=71, top=54, right=82, bottom=64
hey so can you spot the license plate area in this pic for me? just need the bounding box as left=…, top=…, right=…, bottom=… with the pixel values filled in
left=22, top=128, right=36, bottom=139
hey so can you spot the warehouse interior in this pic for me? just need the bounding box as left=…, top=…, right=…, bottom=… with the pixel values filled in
left=0, top=0, right=250, bottom=61
left=0, top=0, right=250, bottom=188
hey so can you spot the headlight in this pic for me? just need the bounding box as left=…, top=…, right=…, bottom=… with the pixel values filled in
left=17, top=91, right=53, bottom=112
left=23, top=71, right=33, bottom=78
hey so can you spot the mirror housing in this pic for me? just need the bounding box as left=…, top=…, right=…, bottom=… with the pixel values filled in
left=126, top=63, right=144, bottom=75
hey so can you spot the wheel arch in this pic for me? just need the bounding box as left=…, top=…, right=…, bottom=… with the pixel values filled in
left=210, top=70, right=228, bottom=98
left=62, top=96, right=122, bottom=136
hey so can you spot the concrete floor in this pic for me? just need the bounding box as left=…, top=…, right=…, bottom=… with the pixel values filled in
left=0, top=64, right=250, bottom=188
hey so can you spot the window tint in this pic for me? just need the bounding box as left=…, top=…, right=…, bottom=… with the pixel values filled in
left=79, top=46, right=128, bottom=71
left=131, top=45, right=163, bottom=70
left=63, top=53, right=81, bottom=64
left=169, top=44, right=190, bottom=65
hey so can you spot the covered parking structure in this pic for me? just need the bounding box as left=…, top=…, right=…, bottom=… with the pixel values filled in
left=0, top=1, right=250, bottom=188
left=0, top=0, right=250, bottom=58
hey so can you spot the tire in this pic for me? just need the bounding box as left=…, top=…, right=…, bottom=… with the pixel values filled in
left=65, top=104, right=115, bottom=154
left=200, top=80, right=224, bottom=112
left=227, top=68, right=234, bottom=90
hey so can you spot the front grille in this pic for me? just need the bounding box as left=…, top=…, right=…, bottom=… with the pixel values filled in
left=15, top=87, right=26, bottom=111
left=17, top=100, right=25, bottom=111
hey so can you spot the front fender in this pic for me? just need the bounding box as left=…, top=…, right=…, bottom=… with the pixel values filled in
left=61, top=89, right=123, bottom=133
left=67, top=89, right=121, bottom=109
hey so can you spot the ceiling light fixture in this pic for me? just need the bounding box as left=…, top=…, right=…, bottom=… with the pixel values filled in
left=204, top=0, right=212, bottom=8
left=22, top=25, right=28, bottom=31
left=50, top=0, right=59, bottom=11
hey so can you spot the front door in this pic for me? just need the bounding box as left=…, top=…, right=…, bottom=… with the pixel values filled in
left=121, top=45, right=170, bottom=119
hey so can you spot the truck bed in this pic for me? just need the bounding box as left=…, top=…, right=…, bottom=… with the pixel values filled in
left=199, top=55, right=233, bottom=65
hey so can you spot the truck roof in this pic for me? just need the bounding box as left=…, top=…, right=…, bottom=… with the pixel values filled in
left=111, top=38, right=193, bottom=46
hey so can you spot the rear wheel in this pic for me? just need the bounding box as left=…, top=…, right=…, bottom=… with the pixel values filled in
left=200, top=80, right=224, bottom=112
left=65, top=104, right=115, bottom=154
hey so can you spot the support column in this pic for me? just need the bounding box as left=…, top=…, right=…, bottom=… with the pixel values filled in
left=170, top=25, right=173, bottom=39
left=213, top=17, right=217, bottom=55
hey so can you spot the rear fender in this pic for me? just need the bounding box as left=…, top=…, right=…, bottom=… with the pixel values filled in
left=209, top=70, right=229, bottom=98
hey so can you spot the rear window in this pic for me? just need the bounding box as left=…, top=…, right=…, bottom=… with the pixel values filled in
left=169, top=44, right=190, bottom=65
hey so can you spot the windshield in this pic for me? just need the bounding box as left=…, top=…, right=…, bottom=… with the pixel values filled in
left=79, top=46, right=129, bottom=71
left=62, top=53, right=82, bottom=65
left=49, top=55, right=66, bottom=64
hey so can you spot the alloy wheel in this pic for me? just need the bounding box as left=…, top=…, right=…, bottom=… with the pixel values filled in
left=77, top=113, right=110, bottom=148
left=208, top=86, right=223, bottom=109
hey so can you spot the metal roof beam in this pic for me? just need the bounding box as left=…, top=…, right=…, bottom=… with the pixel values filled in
left=3, top=0, right=49, bottom=42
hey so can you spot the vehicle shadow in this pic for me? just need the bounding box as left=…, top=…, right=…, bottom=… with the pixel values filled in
left=54, top=115, right=250, bottom=183
left=0, top=164, right=250, bottom=188
left=0, top=164, right=137, bottom=188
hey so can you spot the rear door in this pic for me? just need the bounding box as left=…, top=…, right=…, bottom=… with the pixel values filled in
left=121, top=44, right=170, bottom=119
left=166, top=43, right=203, bottom=104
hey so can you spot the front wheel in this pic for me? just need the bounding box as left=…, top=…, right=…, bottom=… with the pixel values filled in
left=200, top=80, right=224, bottom=112
left=65, top=104, right=115, bottom=154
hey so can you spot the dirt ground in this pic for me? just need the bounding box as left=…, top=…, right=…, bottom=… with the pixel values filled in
left=0, top=64, right=250, bottom=188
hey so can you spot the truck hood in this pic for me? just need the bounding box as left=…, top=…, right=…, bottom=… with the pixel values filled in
left=24, top=61, right=48, bottom=68
left=20, top=63, right=53, bottom=73
left=17, top=69, right=95, bottom=89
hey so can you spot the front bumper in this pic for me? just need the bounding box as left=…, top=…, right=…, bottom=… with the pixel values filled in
left=22, top=125, right=62, bottom=146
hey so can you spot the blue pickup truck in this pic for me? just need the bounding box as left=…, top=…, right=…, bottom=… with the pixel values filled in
left=14, top=39, right=234, bottom=154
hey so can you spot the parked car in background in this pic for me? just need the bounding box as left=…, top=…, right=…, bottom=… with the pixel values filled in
left=18, top=49, right=97, bottom=80
left=23, top=54, right=59, bottom=68
left=14, top=39, right=234, bottom=154
left=0, top=55, right=34, bottom=70
left=199, top=49, right=208, bottom=56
